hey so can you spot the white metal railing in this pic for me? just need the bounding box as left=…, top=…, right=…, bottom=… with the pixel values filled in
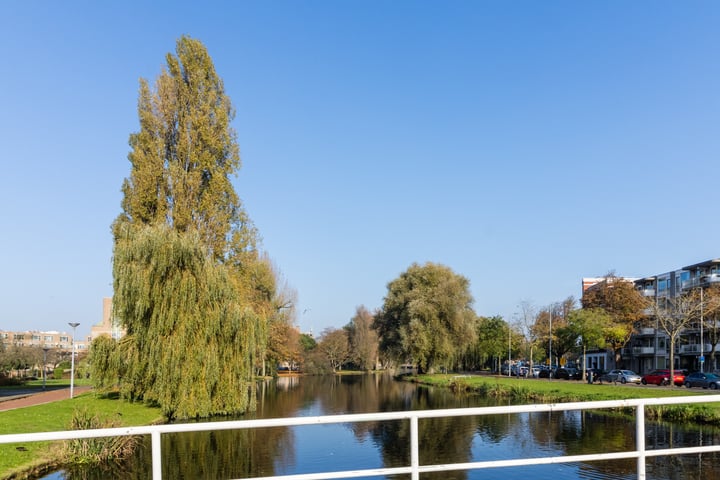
left=3, top=396, right=720, bottom=480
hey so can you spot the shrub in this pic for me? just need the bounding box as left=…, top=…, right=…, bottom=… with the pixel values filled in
left=61, top=408, right=139, bottom=466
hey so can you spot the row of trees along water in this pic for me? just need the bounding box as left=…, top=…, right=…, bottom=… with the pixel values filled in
left=83, top=36, right=720, bottom=421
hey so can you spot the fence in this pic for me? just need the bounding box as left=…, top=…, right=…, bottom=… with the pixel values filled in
left=3, top=395, right=720, bottom=480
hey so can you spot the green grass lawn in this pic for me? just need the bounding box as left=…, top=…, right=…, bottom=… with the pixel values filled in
left=0, top=390, right=163, bottom=479
left=407, top=373, right=720, bottom=423
left=413, top=373, right=703, bottom=399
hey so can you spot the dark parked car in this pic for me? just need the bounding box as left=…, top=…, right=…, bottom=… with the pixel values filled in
left=538, top=367, right=552, bottom=378
left=684, top=372, right=720, bottom=389
left=641, top=369, right=685, bottom=386
left=555, top=367, right=582, bottom=380
left=585, top=368, right=606, bottom=383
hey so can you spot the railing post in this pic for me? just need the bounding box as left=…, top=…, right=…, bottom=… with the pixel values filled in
left=152, top=430, right=163, bottom=479
left=636, top=403, right=646, bottom=480
left=410, top=415, right=419, bottom=480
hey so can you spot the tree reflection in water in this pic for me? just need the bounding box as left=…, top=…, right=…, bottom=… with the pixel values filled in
left=52, top=374, right=720, bottom=480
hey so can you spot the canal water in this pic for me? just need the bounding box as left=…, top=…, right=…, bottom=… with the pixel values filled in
left=49, top=374, right=720, bottom=479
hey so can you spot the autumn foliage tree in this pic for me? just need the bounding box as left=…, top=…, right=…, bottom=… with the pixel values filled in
left=581, top=275, right=648, bottom=368
left=318, top=328, right=351, bottom=372
left=346, top=305, right=379, bottom=371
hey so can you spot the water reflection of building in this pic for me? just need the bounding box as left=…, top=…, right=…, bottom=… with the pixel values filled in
left=275, top=375, right=300, bottom=390
left=582, top=257, right=720, bottom=374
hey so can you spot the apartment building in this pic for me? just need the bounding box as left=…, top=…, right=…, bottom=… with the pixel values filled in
left=583, top=258, right=720, bottom=374
left=628, top=258, right=720, bottom=374
left=0, top=330, right=89, bottom=353
left=0, top=298, right=121, bottom=353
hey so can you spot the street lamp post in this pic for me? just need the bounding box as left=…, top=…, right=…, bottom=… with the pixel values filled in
left=700, top=288, right=705, bottom=372
left=68, top=322, right=80, bottom=398
left=42, top=347, right=50, bottom=391
left=508, top=325, right=511, bottom=377
left=549, top=308, right=553, bottom=368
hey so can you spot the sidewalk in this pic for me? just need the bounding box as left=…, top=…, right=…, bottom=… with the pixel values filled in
left=0, top=386, right=92, bottom=412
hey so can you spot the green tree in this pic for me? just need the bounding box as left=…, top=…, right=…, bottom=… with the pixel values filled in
left=346, top=306, right=379, bottom=371
left=581, top=275, right=648, bottom=368
left=113, top=36, right=255, bottom=262
left=113, top=225, right=263, bottom=419
left=473, top=315, right=507, bottom=371
left=111, top=36, right=271, bottom=418
left=299, top=333, right=317, bottom=352
left=564, top=308, right=610, bottom=379
left=373, top=262, right=477, bottom=373
left=88, top=334, right=122, bottom=392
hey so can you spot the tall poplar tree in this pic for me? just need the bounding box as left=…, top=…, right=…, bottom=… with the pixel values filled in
left=111, top=36, right=271, bottom=419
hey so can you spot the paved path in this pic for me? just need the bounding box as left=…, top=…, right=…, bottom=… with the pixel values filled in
left=0, top=386, right=92, bottom=412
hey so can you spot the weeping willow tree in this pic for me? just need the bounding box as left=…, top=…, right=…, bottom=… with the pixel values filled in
left=89, top=334, right=123, bottom=393
left=113, top=225, right=263, bottom=419
left=109, top=36, right=275, bottom=419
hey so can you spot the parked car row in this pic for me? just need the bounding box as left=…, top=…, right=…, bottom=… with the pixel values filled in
left=501, top=366, right=720, bottom=390
left=536, top=366, right=583, bottom=380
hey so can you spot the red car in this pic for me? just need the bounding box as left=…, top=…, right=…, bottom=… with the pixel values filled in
left=641, top=369, right=685, bottom=386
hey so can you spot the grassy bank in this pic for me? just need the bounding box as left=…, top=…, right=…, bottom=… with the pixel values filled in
left=0, top=391, right=163, bottom=480
left=405, top=373, right=720, bottom=424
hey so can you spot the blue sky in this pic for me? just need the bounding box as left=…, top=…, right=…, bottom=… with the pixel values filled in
left=1, top=2, right=719, bottom=339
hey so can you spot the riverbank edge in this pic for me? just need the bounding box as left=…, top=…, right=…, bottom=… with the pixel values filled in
left=402, top=373, right=720, bottom=425
left=0, top=393, right=165, bottom=480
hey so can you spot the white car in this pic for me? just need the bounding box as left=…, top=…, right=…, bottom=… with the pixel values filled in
left=602, top=369, right=642, bottom=384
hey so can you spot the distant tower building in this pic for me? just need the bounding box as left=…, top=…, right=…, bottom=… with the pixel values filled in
left=90, top=297, right=125, bottom=341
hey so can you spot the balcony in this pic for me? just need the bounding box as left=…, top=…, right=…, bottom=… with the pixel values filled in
left=632, top=346, right=656, bottom=355
left=639, top=288, right=656, bottom=297
left=679, top=344, right=714, bottom=355
left=683, top=274, right=720, bottom=290
left=637, top=328, right=656, bottom=336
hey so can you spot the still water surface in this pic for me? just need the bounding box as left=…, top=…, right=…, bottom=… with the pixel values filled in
left=50, top=374, right=720, bottom=479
